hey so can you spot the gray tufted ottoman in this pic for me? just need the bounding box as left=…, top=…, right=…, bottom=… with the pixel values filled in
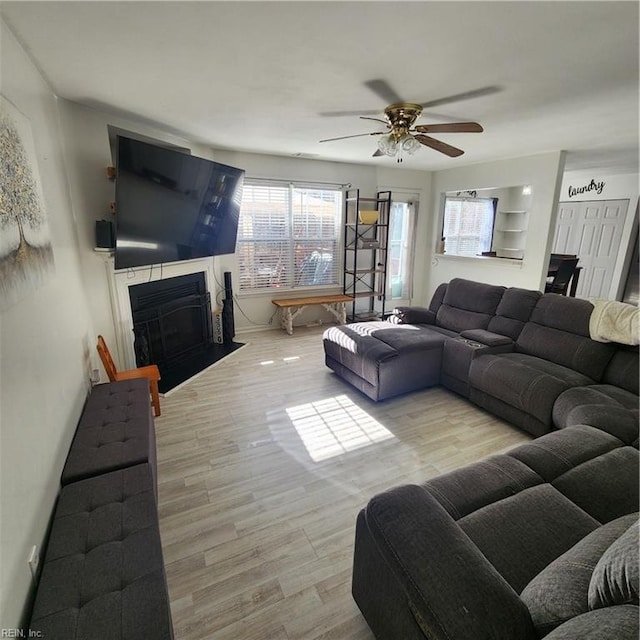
left=61, top=378, right=157, bottom=489
left=29, top=463, right=173, bottom=639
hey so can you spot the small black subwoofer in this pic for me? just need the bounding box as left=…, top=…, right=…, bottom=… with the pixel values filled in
left=95, top=219, right=114, bottom=248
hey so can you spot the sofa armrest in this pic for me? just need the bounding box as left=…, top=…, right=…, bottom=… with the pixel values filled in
left=460, top=328, right=514, bottom=347
left=393, top=306, right=436, bottom=325
left=360, top=484, right=536, bottom=640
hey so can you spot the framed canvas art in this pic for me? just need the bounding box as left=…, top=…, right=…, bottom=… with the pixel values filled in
left=0, top=95, right=55, bottom=311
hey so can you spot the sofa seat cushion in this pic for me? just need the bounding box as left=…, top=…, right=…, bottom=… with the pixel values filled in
left=61, top=379, right=155, bottom=485
left=469, top=353, right=594, bottom=427
left=458, top=484, right=600, bottom=593
left=372, top=326, right=448, bottom=354
left=521, top=514, right=638, bottom=635
left=324, top=322, right=446, bottom=356
left=551, top=447, right=640, bottom=524
left=553, top=385, right=639, bottom=445
left=323, top=324, right=399, bottom=386
left=30, top=464, right=173, bottom=639
left=323, top=323, right=447, bottom=399
left=542, top=606, right=639, bottom=639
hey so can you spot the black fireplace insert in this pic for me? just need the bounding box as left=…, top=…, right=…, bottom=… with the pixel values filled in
left=129, top=272, right=243, bottom=393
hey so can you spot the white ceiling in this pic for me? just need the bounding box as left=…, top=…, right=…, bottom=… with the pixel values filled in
left=2, top=1, right=638, bottom=174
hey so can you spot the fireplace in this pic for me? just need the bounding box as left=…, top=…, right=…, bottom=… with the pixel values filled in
left=127, top=272, right=242, bottom=393
left=129, top=272, right=212, bottom=367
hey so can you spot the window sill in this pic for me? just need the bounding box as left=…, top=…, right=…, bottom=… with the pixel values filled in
left=238, top=285, right=344, bottom=298
left=433, top=253, right=524, bottom=268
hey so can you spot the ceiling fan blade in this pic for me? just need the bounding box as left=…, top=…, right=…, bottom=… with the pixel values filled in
left=419, top=86, right=501, bottom=109
left=414, top=122, right=484, bottom=134
left=372, top=149, right=384, bottom=157
left=319, top=108, right=383, bottom=117
left=364, top=79, right=404, bottom=104
left=415, top=134, right=464, bottom=157
left=360, top=116, right=389, bottom=125
left=319, top=131, right=385, bottom=143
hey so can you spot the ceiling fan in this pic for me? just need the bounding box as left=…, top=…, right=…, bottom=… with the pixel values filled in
left=319, top=79, right=498, bottom=162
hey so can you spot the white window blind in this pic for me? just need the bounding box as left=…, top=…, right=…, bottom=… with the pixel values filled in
left=237, top=182, right=342, bottom=291
left=443, top=197, right=496, bottom=256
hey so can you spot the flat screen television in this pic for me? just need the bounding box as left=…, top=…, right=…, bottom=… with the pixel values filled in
left=114, top=136, right=245, bottom=270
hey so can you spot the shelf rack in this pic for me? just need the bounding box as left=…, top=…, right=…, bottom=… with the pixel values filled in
left=343, top=189, right=392, bottom=322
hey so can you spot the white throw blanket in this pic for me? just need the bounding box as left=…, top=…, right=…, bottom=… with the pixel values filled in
left=589, top=299, right=639, bottom=345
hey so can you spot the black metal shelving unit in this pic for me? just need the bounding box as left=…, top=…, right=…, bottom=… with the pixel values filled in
left=343, top=189, right=392, bottom=322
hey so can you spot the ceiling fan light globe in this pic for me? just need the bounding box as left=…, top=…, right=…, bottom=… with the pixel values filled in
left=401, top=134, right=420, bottom=155
left=377, top=135, right=397, bottom=157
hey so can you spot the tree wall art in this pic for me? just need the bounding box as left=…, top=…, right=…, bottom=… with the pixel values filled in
left=0, top=95, right=55, bottom=311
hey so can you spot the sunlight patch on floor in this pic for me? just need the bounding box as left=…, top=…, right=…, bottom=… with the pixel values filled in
left=261, top=355, right=301, bottom=365
left=286, top=394, right=395, bottom=462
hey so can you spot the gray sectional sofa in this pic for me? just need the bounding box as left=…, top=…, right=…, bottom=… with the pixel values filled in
left=353, top=425, right=638, bottom=639
left=29, top=379, right=173, bottom=640
left=323, top=278, right=638, bottom=443
left=324, top=278, right=639, bottom=638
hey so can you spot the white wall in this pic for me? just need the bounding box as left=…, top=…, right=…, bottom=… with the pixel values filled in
left=57, top=100, right=215, bottom=367
left=57, top=105, right=432, bottom=339
left=1, top=21, right=95, bottom=629
left=422, top=152, right=566, bottom=299
left=559, top=171, right=639, bottom=299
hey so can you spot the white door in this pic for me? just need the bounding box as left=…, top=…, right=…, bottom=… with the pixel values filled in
left=553, top=202, right=581, bottom=253
left=554, top=199, right=629, bottom=299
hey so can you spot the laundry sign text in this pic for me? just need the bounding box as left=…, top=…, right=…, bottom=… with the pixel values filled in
left=568, top=179, right=606, bottom=198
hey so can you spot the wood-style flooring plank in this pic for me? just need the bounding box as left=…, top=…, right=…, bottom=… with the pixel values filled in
left=156, top=326, right=531, bottom=639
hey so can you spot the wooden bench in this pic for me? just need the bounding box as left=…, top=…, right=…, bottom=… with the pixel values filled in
left=272, top=294, right=352, bottom=335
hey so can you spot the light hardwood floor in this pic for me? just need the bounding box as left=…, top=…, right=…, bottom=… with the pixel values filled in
left=155, top=326, right=532, bottom=640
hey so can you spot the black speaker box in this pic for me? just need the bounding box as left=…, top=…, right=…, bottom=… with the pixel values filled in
left=95, top=219, right=114, bottom=248
left=222, top=271, right=235, bottom=343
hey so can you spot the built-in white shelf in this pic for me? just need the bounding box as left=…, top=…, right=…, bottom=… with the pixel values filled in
left=494, top=209, right=528, bottom=259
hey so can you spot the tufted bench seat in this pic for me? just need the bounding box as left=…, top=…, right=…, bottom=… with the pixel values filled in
left=61, top=378, right=157, bottom=488
left=29, top=463, right=173, bottom=639
left=29, top=380, right=173, bottom=639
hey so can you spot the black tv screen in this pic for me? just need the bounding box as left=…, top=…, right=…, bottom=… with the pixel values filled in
left=114, top=136, right=245, bottom=270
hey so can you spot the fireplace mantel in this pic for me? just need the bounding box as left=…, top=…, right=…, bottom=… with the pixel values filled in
left=106, top=257, right=217, bottom=369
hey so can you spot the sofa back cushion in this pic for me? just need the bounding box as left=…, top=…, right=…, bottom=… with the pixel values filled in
left=488, top=287, right=542, bottom=340
left=603, top=345, right=639, bottom=395
left=517, top=295, right=615, bottom=381
left=521, top=514, right=638, bottom=636
left=589, top=519, right=639, bottom=610
left=436, top=278, right=505, bottom=333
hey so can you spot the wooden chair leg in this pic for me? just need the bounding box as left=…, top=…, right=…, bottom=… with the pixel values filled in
left=149, top=379, right=161, bottom=417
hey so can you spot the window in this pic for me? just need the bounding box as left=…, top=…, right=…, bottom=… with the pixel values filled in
left=387, top=200, right=416, bottom=301
left=442, top=196, right=497, bottom=256
left=237, top=182, right=342, bottom=291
